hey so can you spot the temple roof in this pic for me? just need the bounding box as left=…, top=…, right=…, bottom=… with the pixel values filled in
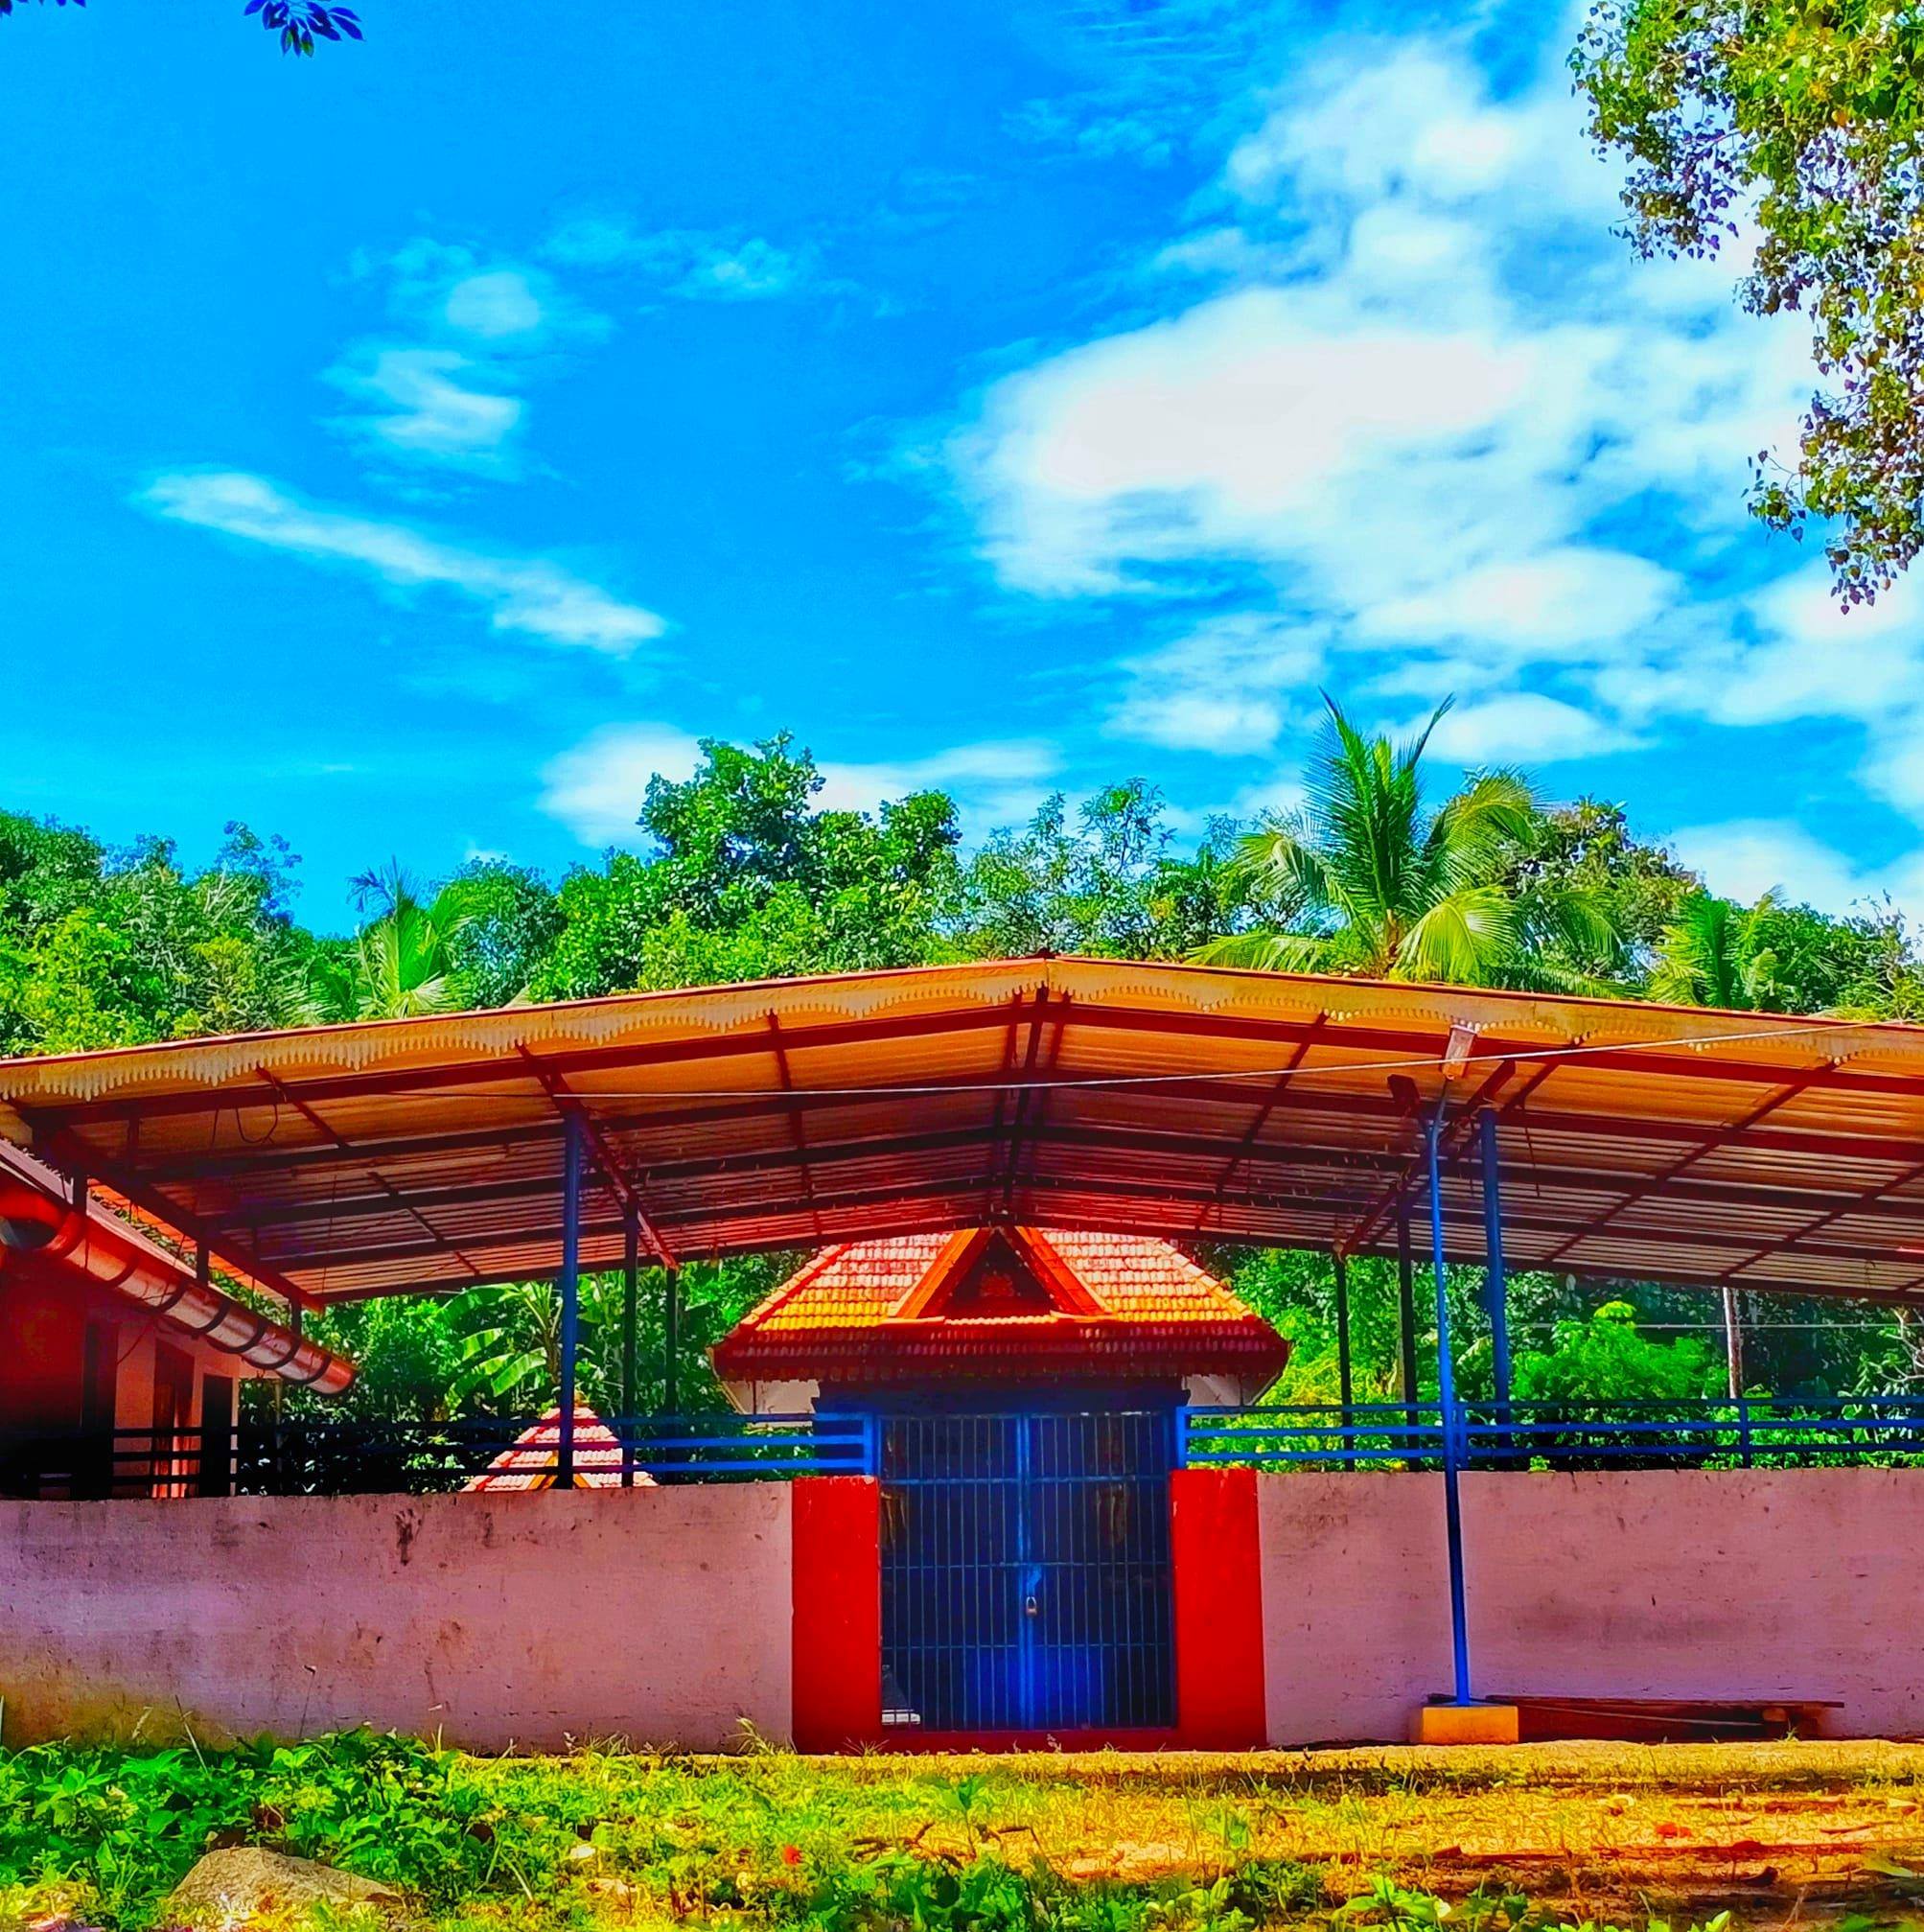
left=461, top=1405, right=651, bottom=1491
left=712, top=1226, right=1288, bottom=1388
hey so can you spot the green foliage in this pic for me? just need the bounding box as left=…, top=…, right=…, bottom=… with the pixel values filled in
left=1513, top=1300, right=1720, bottom=1405
left=952, top=783, right=1253, bottom=961
left=1198, top=698, right=1621, bottom=987
left=1495, top=800, right=1698, bottom=980
left=0, top=1732, right=494, bottom=1927
left=0, top=816, right=309, bottom=1054
left=298, top=865, right=485, bottom=1022
left=1572, top=0, right=1924, bottom=601
left=532, top=734, right=963, bottom=999
left=0, top=1732, right=1328, bottom=1932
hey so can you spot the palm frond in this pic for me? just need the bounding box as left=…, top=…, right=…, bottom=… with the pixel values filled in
left=1192, top=928, right=1340, bottom=974
left=1397, top=886, right=1523, bottom=984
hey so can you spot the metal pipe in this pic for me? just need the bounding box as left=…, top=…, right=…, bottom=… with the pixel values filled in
left=1333, top=1248, right=1354, bottom=1465
left=1396, top=1204, right=1420, bottom=1466
left=621, top=1205, right=638, bottom=1487
left=1426, top=1099, right=1472, bottom=1706
left=1480, top=1106, right=1513, bottom=1463
left=557, top=1113, right=584, bottom=1488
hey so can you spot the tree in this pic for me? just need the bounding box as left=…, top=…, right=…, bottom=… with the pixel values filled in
left=1572, top=1, right=1924, bottom=602
left=0, top=815, right=308, bottom=1054
left=0, top=0, right=365, bottom=56
left=1197, top=697, right=1621, bottom=986
left=299, top=864, right=478, bottom=1023
left=1649, top=892, right=1786, bottom=1010
left=531, top=735, right=963, bottom=1000
left=1513, top=1300, right=1720, bottom=1405
left=1648, top=889, right=1924, bottom=1015
left=951, top=783, right=1254, bottom=961
left=1496, top=799, right=1699, bottom=980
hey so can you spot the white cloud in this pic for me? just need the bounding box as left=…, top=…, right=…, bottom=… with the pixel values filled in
left=538, top=723, right=705, bottom=846
left=952, top=26, right=1836, bottom=783
left=1666, top=820, right=1905, bottom=916
left=144, top=472, right=665, bottom=655
left=1104, top=612, right=1323, bottom=753
left=443, top=268, right=547, bottom=340
left=816, top=740, right=1061, bottom=826
left=545, top=218, right=823, bottom=301
left=1425, top=692, right=1636, bottom=765
left=332, top=243, right=606, bottom=475
left=1358, top=551, right=1680, bottom=655
left=326, top=347, right=523, bottom=468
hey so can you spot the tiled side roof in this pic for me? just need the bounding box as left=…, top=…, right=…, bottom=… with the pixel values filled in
left=462, top=1405, right=652, bottom=1492
left=713, top=1227, right=1287, bottom=1385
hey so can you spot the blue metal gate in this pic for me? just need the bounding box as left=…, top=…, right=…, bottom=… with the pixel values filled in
left=878, top=1409, right=1175, bottom=1734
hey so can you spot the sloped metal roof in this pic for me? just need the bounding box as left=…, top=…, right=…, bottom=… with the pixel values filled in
left=1, top=955, right=1921, bottom=1308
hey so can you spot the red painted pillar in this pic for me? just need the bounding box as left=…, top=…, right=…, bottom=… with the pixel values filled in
left=791, top=1477, right=883, bottom=1752
left=1171, top=1466, right=1267, bottom=1749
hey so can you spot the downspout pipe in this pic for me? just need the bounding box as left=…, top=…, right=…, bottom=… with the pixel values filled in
left=0, top=1182, right=355, bottom=1395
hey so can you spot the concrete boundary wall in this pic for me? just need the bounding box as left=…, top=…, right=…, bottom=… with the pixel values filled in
left=0, top=1486, right=794, bottom=1751
left=1257, top=1468, right=1924, bottom=1745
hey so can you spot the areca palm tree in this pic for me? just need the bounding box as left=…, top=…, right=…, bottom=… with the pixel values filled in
left=1648, top=893, right=1783, bottom=1011
left=1197, top=695, right=1619, bottom=986
left=300, top=864, right=478, bottom=1022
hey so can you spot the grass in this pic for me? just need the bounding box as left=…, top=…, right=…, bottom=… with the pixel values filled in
left=4, top=1735, right=1924, bottom=1932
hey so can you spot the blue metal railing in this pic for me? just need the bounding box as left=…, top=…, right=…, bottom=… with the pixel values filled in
left=0, top=1410, right=874, bottom=1499
left=10, top=1397, right=1924, bottom=1499
left=1178, top=1396, right=1924, bottom=1471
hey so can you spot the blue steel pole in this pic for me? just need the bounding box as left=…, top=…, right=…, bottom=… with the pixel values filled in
left=1479, top=1106, right=1513, bottom=1441
left=557, top=1112, right=584, bottom=1488
left=1427, top=1099, right=1472, bottom=1706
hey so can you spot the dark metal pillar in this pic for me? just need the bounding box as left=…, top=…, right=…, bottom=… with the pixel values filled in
left=1479, top=1106, right=1513, bottom=1429
left=620, top=1205, right=639, bottom=1487
left=556, top=1112, right=584, bottom=1488
left=1333, top=1248, right=1355, bottom=1465
left=1396, top=1205, right=1420, bottom=1466
left=1426, top=1099, right=1472, bottom=1706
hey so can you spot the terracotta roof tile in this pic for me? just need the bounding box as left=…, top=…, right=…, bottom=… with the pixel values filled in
left=462, top=1405, right=652, bottom=1492
left=713, top=1227, right=1287, bottom=1387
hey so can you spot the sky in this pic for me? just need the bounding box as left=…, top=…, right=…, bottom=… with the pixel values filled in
left=6, top=0, right=1924, bottom=932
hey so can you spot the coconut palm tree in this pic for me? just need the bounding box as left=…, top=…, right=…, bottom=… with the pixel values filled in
left=1648, top=893, right=1783, bottom=1011
left=300, top=864, right=479, bottom=1022
left=1196, top=695, right=1619, bottom=986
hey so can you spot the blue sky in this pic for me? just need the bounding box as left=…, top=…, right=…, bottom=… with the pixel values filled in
left=7, top=0, right=1922, bottom=931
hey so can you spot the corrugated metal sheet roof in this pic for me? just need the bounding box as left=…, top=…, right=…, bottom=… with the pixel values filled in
left=0, top=955, right=1920, bottom=1307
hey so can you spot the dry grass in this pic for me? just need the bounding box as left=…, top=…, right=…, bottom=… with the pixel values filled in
left=746, top=1739, right=1924, bottom=1923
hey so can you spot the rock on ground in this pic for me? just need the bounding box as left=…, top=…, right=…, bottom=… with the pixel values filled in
left=163, top=1847, right=402, bottom=1924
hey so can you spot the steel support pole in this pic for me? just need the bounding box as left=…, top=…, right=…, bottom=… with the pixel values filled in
left=557, top=1112, right=584, bottom=1489
left=1478, top=1106, right=1512, bottom=1401
left=1479, top=1106, right=1513, bottom=1457
left=620, top=1206, right=639, bottom=1487
left=1333, top=1249, right=1355, bottom=1466
left=1396, top=1205, right=1421, bottom=1467
left=1427, top=1100, right=1472, bottom=1706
